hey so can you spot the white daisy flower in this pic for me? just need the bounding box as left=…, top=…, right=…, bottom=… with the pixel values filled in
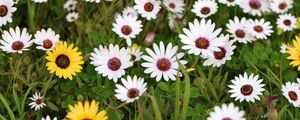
left=141, top=41, right=187, bottom=81
left=228, top=73, right=265, bottom=102
left=115, top=75, right=147, bottom=103
left=33, top=28, right=60, bottom=51
left=84, top=0, right=112, bottom=3
left=238, top=0, right=270, bottom=16
left=276, top=13, right=297, bottom=32
left=112, top=14, right=143, bottom=46
left=31, top=0, right=47, bottom=3
left=179, top=19, right=225, bottom=57
left=66, top=12, right=79, bottom=23
left=282, top=82, right=300, bottom=107
left=219, top=0, right=239, bottom=7
left=90, top=44, right=133, bottom=83
left=163, top=0, right=185, bottom=14
left=270, top=0, right=293, bottom=13
left=41, top=115, right=57, bottom=120
left=226, top=17, right=256, bottom=44
left=63, top=0, right=78, bottom=11
left=280, top=43, right=288, bottom=54
left=134, top=0, right=161, bottom=20
left=128, top=44, right=143, bottom=62
left=28, top=92, right=46, bottom=111
left=191, top=0, right=218, bottom=18
left=0, top=0, right=17, bottom=26
left=122, top=7, right=138, bottom=17
left=203, top=35, right=236, bottom=67
left=0, top=27, right=33, bottom=53
left=245, top=19, right=274, bottom=40
left=207, top=103, right=246, bottom=120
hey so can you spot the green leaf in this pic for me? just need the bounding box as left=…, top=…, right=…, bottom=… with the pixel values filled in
left=46, top=101, right=59, bottom=111
left=157, top=82, right=169, bottom=92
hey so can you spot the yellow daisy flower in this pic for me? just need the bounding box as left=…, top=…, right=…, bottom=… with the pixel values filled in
left=45, top=41, right=84, bottom=80
left=66, top=100, right=108, bottom=120
left=287, top=35, right=300, bottom=71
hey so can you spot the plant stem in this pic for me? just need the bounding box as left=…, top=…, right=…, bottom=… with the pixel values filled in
left=27, top=0, right=36, bottom=32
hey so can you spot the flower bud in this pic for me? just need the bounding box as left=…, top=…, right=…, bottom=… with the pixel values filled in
left=144, top=31, right=156, bottom=46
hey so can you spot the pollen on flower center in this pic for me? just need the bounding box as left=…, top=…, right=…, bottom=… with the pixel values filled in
left=144, top=2, right=154, bottom=12
left=156, top=58, right=171, bottom=71
left=127, top=88, right=140, bottom=99
left=235, top=29, right=246, bottom=38
left=249, top=0, right=261, bottom=9
left=222, top=117, right=232, bottom=120
left=254, top=25, right=263, bottom=33
left=214, top=47, right=226, bottom=60
left=0, top=5, right=8, bottom=17
left=240, top=84, right=253, bottom=96
left=195, top=37, right=210, bottom=49
left=283, top=19, right=292, bottom=26
left=43, top=39, right=53, bottom=49
left=288, top=91, right=298, bottom=101
left=278, top=2, right=287, bottom=10
left=107, top=57, right=122, bottom=71
left=200, top=7, right=211, bottom=15
left=55, top=54, right=70, bottom=69
left=11, top=41, right=24, bottom=51
left=169, top=3, right=176, bottom=9
left=121, top=25, right=132, bottom=35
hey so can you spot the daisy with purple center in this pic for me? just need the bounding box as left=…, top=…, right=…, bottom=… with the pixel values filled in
left=191, top=0, right=218, bottom=18
left=282, top=82, right=300, bottom=107
left=276, top=13, right=297, bottom=32
left=134, top=0, right=161, bottom=20
left=207, top=103, right=246, bottom=120
left=141, top=41, right=187, bottom=81
left=245, top=19, right=274, bottom=39
left=90, top=44, right=133, bottom=83
left=238, top=0, right=270, bottom=16
left=226, top=17, right=256, bottom=44
left=270, top=0, right=293, bottom=14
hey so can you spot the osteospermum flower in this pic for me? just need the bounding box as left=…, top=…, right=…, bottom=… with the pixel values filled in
left=115, top=76, right=147, bottom=103
left=66, top=12, right=79, bottom=23
left=219, top=0, right=239, bottom=6
left=63, top=0, right=77, bottom=11
left=112, top=14, right=142, bottom=46
left=163, top=0, right=185, bottom=14
left=245, top=19, right=274, bottom=39
left=280, top=43, right=288, bottom=54
left=179, top=19, right=225, bottom=57
left=134, top=0, right=161, bottom=20
left=276, top=13, right=297, bottom=32
left=282, top=82, right=300, bottom=107
left=41, top=115, right=57, bottom=120
left=287, top=35, right=300, bottom=70
left=191, top=0, right=218, bottom=18
left=207, top=103, right=246, bottom=120
left=238, top=0, right=270, bottom=16
left=33, top=28, right=60, bottom=51
left=90, top=44, right=133, bottom=83
left=226, top=17, right=256, bottom=44
left=0, top=27, right=33, bottom=53
left=31, top=0, right=47, bottom=3
left=28, top=92, right=46, bottom=111
left=66, top=100, right=108, bottom=120
left=141, top=41, right=187, bottom=81
left=228, top=73, right=265, bottom=102
left=203, top=35, right=236, bottom=67
left=45, top=41, right=84, bottom=80
left=83, top=0, right=112, bottom=3
left=270, top=0, right=293, bottom=13
left=128, top=44, right=143, bottom=62
left=122, top=7, right=138, bottom=17
left=0, top=0, right=17, bottom=26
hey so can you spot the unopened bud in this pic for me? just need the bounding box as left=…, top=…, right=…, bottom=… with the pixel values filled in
left=262, top=95, right=279, bottom=105
left=144, top=31, right=156, bottom=46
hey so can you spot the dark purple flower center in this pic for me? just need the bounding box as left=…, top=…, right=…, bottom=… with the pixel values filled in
left=249, top=0, right=261, bottom=9
left=156, top=58, right=171, bottom=71
left=55, top=54, right=70, bottom=69
left=131, top=54, right=137, bottom=61
left=227, top=0, right=234, bottom=2
left=195, top=37, right=209, bottom=49
left=107, top=57, right=121, bottom=71
left=254, top=25, right=263, bottom=33
left=127, top=88, right=140, bottom=99
left=144, top=2, right=154, bottom=12
left=283, top=19, right=291, bottom=26
left=0, top=5, right=8, bottom=17
left=121, top=25, right=132, bottom=35
left=288, top=91, right=298, bottom=101
left=43, top=39, right=53, bottom=49
left=278, top=2, right=287, bottom=10
left=11, top=41, right=24, bottom=51
left=214, top=47, right=226, bottom=60
left=240, top=84, right=253, bottom=96
left=222, top=117, right=232, bottom=120
left=235, top=29, right=246, bottom=38
left=200, top=7, right=210, bottom=15
left=35, top=99, right=43, bottom=105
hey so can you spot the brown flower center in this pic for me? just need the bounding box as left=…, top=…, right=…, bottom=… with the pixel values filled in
left=0, top=5, right=8, bottom=17
left=227, top=0, right=234, bottom=2
left=127, top=88, right=140, bottom=99
left=121, top=25, right=132, bottom=35
left=11, top=41, right=24, bottom=51
left=131, top=54, right=137, bottom=61
left=222, top=117, right=232, bottom=120
left=144, top=2, right=154, bottom=12
left=55, top=54, right=70, bottom=69
left=278, top=2, right=287, bottom=10
left=156, top=58, right=171, bottom=71
left=249, top=0, right=261, bottom=9
left=235, top=29, right=246, bottom=38
left=82, top=118, right=92, bottom=120
left=35, top=99, right=43, bottom=105
left=254, top=25, right=263, bottom=33
left=214, top=47, right=226, bottom=60
left=240, top=84, right=253, bottom=96
left=283, top=19, right=291, bottom=26
left=200, top=7, right=211, bottom=15
left=169, top=3, right=176, bottom=9
left=107, top=57, right=121, bottom=71
left=43, top=39, right=53, bottom=49
left=195, top=37, right=209, bottom=49
left=288, top=91, right=298, bottom=101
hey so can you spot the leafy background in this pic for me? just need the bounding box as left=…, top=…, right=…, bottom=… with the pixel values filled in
left=0, top=0, right=300, bottom=119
